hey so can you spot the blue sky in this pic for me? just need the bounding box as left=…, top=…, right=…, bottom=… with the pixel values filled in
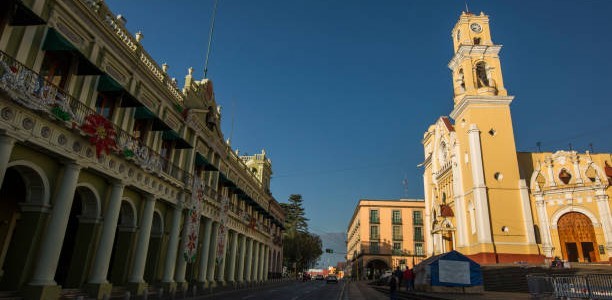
left=106, top=0, right=612, bottom=262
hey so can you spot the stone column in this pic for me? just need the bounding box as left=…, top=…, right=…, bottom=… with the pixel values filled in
left=467, top=124, right=492, bottom=244
left=262, top=245, right=269, bottom=281
left=206, top=222, right=219, bottom=286
left=29, top=163, right=81, bottom=295
left=0, top=135, right=16, bottom=186
left=174, top=206, right=190, bottom=288
left=162, top=195, right=184, bottom=293
left=595, top=191, right=612, bottom=260
left=87, top=181, right=124, bottom=297
left=258, top=244, right=265, bottom=281
left=252, top=241, right=260, bottom=282
left=215, top=229, right=228, bottom=285
left=519, top=180, right=536, bottom=245
left=237, top=234, right=246, bottom=284
left=227, top=231, right=239, bottom=284
left=197, top=218, right=213, bottom=285
left=128, top=194, right=156, bottom=294
left=245, top=238, right=253, bottom=282
left=535, top=196, right=553, bottom=258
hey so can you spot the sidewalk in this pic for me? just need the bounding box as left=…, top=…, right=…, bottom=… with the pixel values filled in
left=346, top=280, right=531, bottom=300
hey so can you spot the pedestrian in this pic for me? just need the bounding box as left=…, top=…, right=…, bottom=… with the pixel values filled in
left=394, top=266, right=403, bottom=288
left=402, top=267, right=414, bottom=291
left=389, top=274, right=398, bottom=300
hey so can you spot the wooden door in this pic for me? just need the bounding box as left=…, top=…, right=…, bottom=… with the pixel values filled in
left=558, top=212, right=599, bottom=262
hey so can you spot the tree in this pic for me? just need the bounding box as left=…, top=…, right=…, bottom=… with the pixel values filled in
left=280, top=194, right=321, bottom=277
left=280, top=194, right=309, bottom=237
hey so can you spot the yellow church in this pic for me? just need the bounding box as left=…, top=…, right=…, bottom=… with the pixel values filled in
left=422, top=11, right=612, bottom=265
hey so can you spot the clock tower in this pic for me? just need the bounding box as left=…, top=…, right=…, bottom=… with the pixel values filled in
left=422, top=11, right=541, bottom=264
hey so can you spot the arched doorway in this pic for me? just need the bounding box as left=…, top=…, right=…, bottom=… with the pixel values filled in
left=365, top=259, right=389, bottom=280
left=558, top=212, right=599, bottom=263
left=109, top=200, right=137, bottom=285
left=144, top=211, right=163, bottom=284
left=0, top=165, right=48, bottom=290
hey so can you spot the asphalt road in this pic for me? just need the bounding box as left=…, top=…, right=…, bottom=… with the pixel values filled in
left=200, top=279, right=347, bottom=300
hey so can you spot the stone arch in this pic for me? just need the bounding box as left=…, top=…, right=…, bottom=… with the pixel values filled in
left=151, top=210, right=164, bottom=237
left=365, top=257, right=389, bottom=280
left=6, top=160, right=50, bottom=205
left=118, top=198, right=137, bottom=229
left=475, top=61, right=489, bottom=87
left=550, top=206, right=600, bottom=229
left=557, top=212, right=599, bottom=262
left=75, top=183, right=101, bottom=220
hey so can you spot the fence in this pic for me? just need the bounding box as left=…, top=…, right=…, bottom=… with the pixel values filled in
left=527, top=274, right=612, bottom=299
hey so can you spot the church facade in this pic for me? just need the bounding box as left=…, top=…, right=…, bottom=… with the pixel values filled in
left=0, top=0, right=284, bottom=299
left=422, top=11, right=612, bottom=264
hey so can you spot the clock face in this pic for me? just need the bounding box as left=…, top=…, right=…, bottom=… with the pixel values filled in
left=470, top=23, right=482, bottom=33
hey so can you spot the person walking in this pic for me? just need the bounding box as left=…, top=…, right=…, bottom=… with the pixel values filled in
left=403, top=267, right=415, bottom=291
left=389, top=273, right=398, bottom=300
left=394, top=266, right=403, bottom=289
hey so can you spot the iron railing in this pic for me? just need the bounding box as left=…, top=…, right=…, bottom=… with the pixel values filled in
left=527, top=273, right=612, bottom=300
left=0, top=50, right=192, bottom=186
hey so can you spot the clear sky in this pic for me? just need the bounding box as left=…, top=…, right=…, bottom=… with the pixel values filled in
left=106, top=0, right=612, bottom=249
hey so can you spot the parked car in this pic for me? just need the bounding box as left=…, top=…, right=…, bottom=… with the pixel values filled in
left=326, top=275, right=338, bottom=283
left=315, top=274, right=325, bottom=280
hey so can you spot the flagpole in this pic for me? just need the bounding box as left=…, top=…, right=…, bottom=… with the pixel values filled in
left=204, top=0, right=220, bottom=78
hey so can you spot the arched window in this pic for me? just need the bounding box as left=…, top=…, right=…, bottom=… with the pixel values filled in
left=476, top=61, right=489, bottom=88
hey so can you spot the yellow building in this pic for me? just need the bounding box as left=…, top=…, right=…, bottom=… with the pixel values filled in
left=347, top=199, right=426, bottom=279
left=422, top=11, right=612, bottom=265
left=0, top=1, right=284, bottom=299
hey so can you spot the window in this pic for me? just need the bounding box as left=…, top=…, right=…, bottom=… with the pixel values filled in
left=414, top=227, right=423, bottom=241
left=370, top=225, right=379, bottom=240
left=393, top=242, right=402, bottom=252
left=413, top=211, right=423, bottom=225
left=392, top=210, right=401, bottom=224
left=370, top=241, right=379, bottom=254
left=95, top=93, right=117, bottom=120
left=370, top=210, right=379, bottom=223
left=40, top=51, right=72, bottom=89
left=476, top=61, right=489, bottom=88
left=415, top=243, right=424, bottom=256
left=474, top=37, right=481, bottom=45
left=132, top=119, right=150, bottom=142
left=393, top=225, right=402, bottom=240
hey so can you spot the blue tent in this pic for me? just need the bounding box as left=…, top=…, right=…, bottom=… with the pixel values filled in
left=417, top=250, right=483, bottom=287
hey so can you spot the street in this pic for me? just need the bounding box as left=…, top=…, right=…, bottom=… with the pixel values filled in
left=199, top=280, right=348, bottom=300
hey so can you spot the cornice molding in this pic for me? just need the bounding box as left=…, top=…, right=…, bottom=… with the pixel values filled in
left=448, top=45, right=502, bottom=70
left=450, top=95, right=514, bottom=119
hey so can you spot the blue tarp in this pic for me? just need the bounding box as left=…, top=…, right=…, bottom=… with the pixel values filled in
left=428, top=250, right=483, bottom=287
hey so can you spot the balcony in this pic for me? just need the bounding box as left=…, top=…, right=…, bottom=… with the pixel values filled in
left=0, top=50, right=192, bottom=186
left=370, top=217, right=380, bottom=224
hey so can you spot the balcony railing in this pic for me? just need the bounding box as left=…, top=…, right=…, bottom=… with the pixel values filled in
left=0, top=50, right=192, bottom=187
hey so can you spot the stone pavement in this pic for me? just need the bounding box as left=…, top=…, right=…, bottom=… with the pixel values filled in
left=346, top=280, right=531, bottom=300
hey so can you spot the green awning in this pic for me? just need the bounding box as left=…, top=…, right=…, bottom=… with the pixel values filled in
left=97, top=74, right=123, bottom=92
left=195, top=153, right=218, bottom=171
left=219, top=172, right=236, bottom=188
left=162, top=130, right=192, bottom=149
left=42, top=28, right=102, bottom=75
left=134, top=107, right=171, bottom=131
left=9, top=0, right=46, bottom=26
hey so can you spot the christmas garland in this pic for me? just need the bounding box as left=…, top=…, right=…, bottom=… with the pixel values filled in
left=81, top=113, right=117, bottom=157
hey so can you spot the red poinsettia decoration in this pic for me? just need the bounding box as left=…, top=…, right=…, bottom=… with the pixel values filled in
left=81, top=114, right=117, bottom=157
